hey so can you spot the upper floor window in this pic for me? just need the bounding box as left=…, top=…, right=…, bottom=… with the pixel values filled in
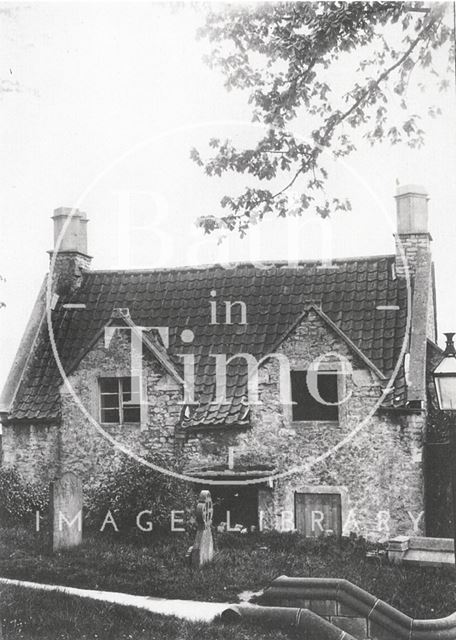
left=290, top=370, right=339, bottom=422
left=99, top=377, right=140, bottom=424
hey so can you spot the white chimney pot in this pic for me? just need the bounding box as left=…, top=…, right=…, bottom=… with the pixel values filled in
left=52, top=207, right=89, bottom=255
left=394, top=184, right=429, bottom=235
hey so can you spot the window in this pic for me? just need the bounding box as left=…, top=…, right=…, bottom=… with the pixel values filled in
left=290, top=371, right=338, bottom=421
left=99, top=377, right=141, bottom=423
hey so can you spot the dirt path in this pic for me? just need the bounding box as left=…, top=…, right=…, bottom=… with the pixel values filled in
left=0, top=576, right=229, bottom=622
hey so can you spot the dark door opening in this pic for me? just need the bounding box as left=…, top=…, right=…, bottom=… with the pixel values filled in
left=209, top=484, right=259, bottom=530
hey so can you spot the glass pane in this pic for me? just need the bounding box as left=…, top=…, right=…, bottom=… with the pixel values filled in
left=436, top=377, right=456, bottom=410
left=100, top=378, right=119, bottom=393
left=122, top=377, right=141, bottom=404
left=317, top=374, right=338, bottom=405
left=123, top=390, right=141, bottom=404
left=291, top=371, right=307, bottom=420
left=123, top=406, right=140, bottom=423
left=291, top=371, right=338, bottom=421
left=101, top=408, right=120, bottom=423
left=101, top=396, right=120, bottom=410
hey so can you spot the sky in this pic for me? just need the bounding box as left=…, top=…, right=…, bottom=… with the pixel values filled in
left=1, top=1, right=456, bottom=390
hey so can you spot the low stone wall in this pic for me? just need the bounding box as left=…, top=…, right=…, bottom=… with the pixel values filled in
left=388, top=535, right=454, bottom=567
left=258, top=576, right=456, bottom=640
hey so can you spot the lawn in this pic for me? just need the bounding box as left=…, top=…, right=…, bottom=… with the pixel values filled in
left=0, top=585, right=295, bottom=640
left=0, top=525, right=455, bottom=620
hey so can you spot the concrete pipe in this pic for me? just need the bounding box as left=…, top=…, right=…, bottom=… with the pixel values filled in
left=220, top=604, right=357, bottom=640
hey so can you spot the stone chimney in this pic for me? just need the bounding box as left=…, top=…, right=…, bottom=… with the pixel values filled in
left=49, top=207, right=92, bottom=295
left=394, top=185, right=437, bottom=405
left=394, top=185, right=431, bottom=278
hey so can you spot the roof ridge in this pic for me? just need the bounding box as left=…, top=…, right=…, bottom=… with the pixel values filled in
left=85, top=253, right=395, bottom=276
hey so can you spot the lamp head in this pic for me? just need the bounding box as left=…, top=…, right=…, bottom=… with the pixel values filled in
left=433, top=333, right=456, bottom=411
left=444, top=333, right=456, bottom=357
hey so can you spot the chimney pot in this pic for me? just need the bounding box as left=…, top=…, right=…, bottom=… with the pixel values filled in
left=52, top=207, right=89, bottom=255
left=49, top=207, right=91, bottom=295
left=394, top=184, right=429, bottom=235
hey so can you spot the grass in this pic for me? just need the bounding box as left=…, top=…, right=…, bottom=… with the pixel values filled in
left=0, top=585, right=295, bottom=639
left=0, top=525, right=455, bottom=620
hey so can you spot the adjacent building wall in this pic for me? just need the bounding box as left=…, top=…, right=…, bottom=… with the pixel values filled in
left=1, top=422, right=60, bottom=483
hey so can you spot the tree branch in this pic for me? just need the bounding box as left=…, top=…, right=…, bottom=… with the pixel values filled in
left=324, top=6, right=444, bottom=137
left=272, top=167, right=304, bottom=199
left=271, top=5, right=444, bottom=201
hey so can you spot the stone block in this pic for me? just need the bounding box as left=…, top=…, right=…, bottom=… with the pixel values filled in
left=402, top=548, right=454, bottom=567
left=50, top=471, right=82, bottom=552
left=338, top=601, right=363, bottom=617
left=369, top=620, right=401, bottom=640
left=387, top=535, right=409, bottom=564
left=408, top=536, right=454, bottom=552
left=309, top=599, right=337, bottom=616
left=274, top=598, right=306, bottom=608
left=330, top=616, right=368, bottom=639
left=289, top=599, right=311, bottom=609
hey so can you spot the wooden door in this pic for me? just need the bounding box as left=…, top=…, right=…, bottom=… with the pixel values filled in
left=295, top=493, right=342, bottom=537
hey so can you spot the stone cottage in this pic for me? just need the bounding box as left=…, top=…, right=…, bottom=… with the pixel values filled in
left=0, top=185, right=446, bottom=540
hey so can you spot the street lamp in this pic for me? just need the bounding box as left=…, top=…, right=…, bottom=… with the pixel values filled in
left=433, top=332, right=456, bottom=566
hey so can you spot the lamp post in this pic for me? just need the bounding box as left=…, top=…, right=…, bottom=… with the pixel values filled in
left=432, top=332, right=456, bottom=566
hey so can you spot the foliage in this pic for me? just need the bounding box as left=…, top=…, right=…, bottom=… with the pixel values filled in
left=192, top=2, right=454, bottom=235
left=84, top=451, right=196, bottom=535
left=0, top=467, right=48, bottom=524
left=217, top=529, right=379, bottom=554
left=1, top=525, right=454, bottom=619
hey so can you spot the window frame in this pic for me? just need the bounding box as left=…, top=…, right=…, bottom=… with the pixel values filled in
left=289, top=369, right=340, bottom=423
left=99, top=376, right=141, bottom=425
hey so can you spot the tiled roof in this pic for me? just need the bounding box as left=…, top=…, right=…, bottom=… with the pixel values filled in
left=7, top=255, right=409, bottom=425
